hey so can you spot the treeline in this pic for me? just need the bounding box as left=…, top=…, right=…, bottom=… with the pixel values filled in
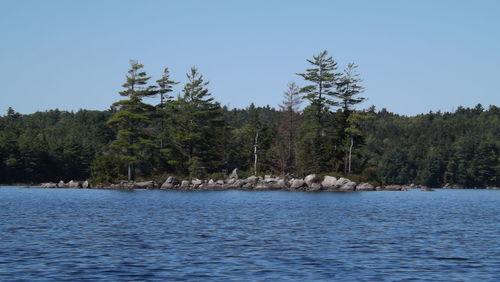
left=0, top=51, right=498, bottom=187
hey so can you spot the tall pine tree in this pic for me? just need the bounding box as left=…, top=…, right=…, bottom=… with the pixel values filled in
left=107, top=60, right=157, bottom=181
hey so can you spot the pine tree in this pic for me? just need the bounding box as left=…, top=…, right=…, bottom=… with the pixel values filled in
left=166, top=67, right=225, bottom=177
left=156, top=67, right=178, bottom=150
left=296, top=50, right=341, bottom=173
left=277, top=82, right=302, bottom=174
left=336, top=63, right=366, bottom=174
left=107, top=60, right=157, bottom=181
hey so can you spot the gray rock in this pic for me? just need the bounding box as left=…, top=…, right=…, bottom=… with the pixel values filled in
left=82, top=180, right=89, bottom=189
left=216, top=180, right=225, bottom=185
left=229, top=168, right=239, bottom=180
left=334, top=177, right=350, bottom=188
left=304, top=174, right=317, bottom=187
left=67, top=180, right=81, bottom=188
left=161, top=176, right=179, bottom=189
left=306, top=182, right=322, bottom=192
left=246, top=176, right=259, bottom=184
left=208, top=179, right=215, bottom=184
left=338, top=181, right=357, bottom=191
left=226, top=178, right=236, bottom=185
left=277, top=179, right=288, bottom=188
left=290, top=179, right=305, bottom=189
left=321, top=176, right=337, bottom=189
left=134, top=181, right=155, bottom=189
left=180, top=180, right=190, bottom=188
left=192, top=179, right=203, bottom=186
left=57, top=180, right=66, bottom=188
left=356, top=182, right=375, bottom=191
left=40, top=182, right=57, bottom=188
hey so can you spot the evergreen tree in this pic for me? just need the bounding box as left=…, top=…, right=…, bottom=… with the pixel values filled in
left=296, top=50, right=341, bottom=173
left=166, top=67, right=225, bottom=177
left=277, top=82, right=302, bottom=174
left=107, top=60, right=157, bottom=181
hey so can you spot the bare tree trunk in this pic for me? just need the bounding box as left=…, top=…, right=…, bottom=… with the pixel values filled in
left=254, top=130, right=259, bottom=176
left=348, top=135, right=353, bottom=173
left=128, top=163, right=132, bottom=181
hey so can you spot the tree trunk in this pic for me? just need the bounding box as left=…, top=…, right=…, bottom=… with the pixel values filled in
left=348, top=135, right=353, bottom=173
left=254, top=130, right=259, bottom=176
left=127, top=163, right=132, bottom=181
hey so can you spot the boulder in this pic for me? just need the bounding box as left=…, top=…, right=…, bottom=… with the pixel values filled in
left=226, top=178, right=236, bottom=185
left=82, top=180, right=89, bottom=189
left=382, top=185, right=402, bottom=191
left=321, top=176, right=337, bottom=190
left=161, top=176, right=179, bottom=189
left=242, top=182, right=254, bottom=190
left=356, top=182, right=375, bottom=191
left=40, top=182, right=57, bottom=188
left=334, top=177, right=350, bottom=188
left=216, top=180, right=225, bottom=185
left=246, top=176, right=259, bottom=184
left=208, top=179, right=215, bottom=184
left=277, top=179, right=288, bottom=188
left=304, top=174, right=317, bottom=187
left=57, top=180, right=67, bottom=188
left=180, top=180, right=190, bottom=188
left=290, top=179, right=305, bottom=189
left=229, top=168, right=239, bottom=180
left=134, top=181, right=155, bottom=189
left=306, top=182, right=322, bottom=192
left=338, top=180, right=357, bottom=191
left=67, top=180, right=81, bottom=188
left=192, top=179, right=203, bottom=186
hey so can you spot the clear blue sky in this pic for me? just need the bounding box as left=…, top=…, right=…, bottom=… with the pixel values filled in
left=1, top=0, right=499, bottom=115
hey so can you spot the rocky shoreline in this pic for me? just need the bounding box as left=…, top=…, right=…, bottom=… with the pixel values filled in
left=38, top=168, right=500, bottom=192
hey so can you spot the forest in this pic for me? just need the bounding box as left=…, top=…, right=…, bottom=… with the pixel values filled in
left=1, top=51, right=499, bottom=188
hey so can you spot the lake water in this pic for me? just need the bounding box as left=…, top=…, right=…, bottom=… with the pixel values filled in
left=0, top=187, right=499, bottom=281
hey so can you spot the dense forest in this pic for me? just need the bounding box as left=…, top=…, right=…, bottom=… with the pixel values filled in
left=1, top=51, right=499, bottom=187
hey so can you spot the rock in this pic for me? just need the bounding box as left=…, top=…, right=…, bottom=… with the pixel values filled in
left=356, top=182, right=375, bottom=191
left=229, top=168, right=239, bottom=179
left=67, top=180, right=81, bottom=188
left=40, top=182, right=57, bottom=188
left=242, top=182, right=254, bottom=189
left=57, top=180, right=67, bottom=188
left=334, top=177, right=350, bottom=188
left=226, top=178, right=236, bottom=185
left=277, top=179, right=288, bottom=188
left=161, top=176, right=179, bottom=189
left=290, top=179, right=305, bottom=189
left=321, top=176, right=337, bottom=190
left=133, top=181, right=155, bottom=189
left=216, top=180, right=225, bottom=185
left=338, top=181, right=356, bottom=191
left=192, top=179, right=203, bottom=186
left=304, top=174, right=317, bottom=187
left=382, top=185, right=402, bottom=191
left=180, top=180, right=190, bottom=188
left=246, top=176, right=259, bottom=184
left=208, top=179, right=215, bottom=184
left=82, top=180, right=89, bottom=189
left=306, top=182, right=322, bottom=192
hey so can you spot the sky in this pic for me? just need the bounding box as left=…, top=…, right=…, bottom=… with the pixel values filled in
left=1, top=0, right=499, bottom=116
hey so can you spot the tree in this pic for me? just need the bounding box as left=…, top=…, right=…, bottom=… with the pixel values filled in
left=336, top=63, right=366, bottom=174
left=296, top=50, right=341, bottom=173
left=297, top=50, right=340, bottom=128
left=277, top=82, right=302, bottom=174
left=156, top=67, right=178, bottom=149
left=107, top=60, right=157, bottom=181
left=165, top=67, right=225, bottom=177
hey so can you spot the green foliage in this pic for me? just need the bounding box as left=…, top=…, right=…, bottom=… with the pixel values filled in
left=90, top=154, right=127, bottom=184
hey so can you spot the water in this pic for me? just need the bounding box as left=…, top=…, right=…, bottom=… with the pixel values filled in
left=0, top=187, right=499, bottom=281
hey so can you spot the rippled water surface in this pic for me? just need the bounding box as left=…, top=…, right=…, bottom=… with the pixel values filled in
left=0, top=187, right=499, bottom=281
